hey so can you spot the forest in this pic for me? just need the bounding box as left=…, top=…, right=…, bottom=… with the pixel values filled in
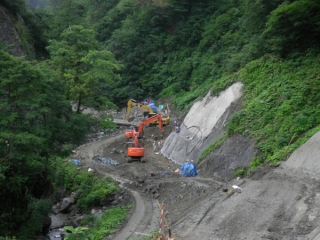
left=0, top=0, right=320, bottom=238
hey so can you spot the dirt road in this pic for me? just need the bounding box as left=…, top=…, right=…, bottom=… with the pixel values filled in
left=76, top=122, right=320, bottom=240
left=76, top=96, right=320, bottom=240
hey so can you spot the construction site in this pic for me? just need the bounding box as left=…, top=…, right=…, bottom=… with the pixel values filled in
left=77, top=83, right=320, bottom=240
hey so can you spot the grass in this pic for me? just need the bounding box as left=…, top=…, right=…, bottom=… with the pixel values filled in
left=64, top=205, right=132, bottom=240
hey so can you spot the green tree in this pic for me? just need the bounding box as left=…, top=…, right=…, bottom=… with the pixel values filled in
left=46, top=25, right=121, bottom=113
left=47, top=0, right=88, bottom=39
left=0, top=50, right=91, bottom=237
left=264, top=0, right=320, bottom=56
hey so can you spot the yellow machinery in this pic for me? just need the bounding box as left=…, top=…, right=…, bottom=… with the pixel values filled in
left=125, top=99, right=170, bottom=125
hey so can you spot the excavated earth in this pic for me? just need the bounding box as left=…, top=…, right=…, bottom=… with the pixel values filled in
left=77, top=88, right=320, bottom=240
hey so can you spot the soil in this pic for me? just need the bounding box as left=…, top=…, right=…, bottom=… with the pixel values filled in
left=76, top=105, right=320, bottom=240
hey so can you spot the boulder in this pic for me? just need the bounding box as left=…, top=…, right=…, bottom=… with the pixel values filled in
left=50, top=215, right=65, bottom=230
left=54, top=187, right=66, bottom=202
left=60, top=197, right=74, bottom=213
left=42, top=216, right=52, bottom=234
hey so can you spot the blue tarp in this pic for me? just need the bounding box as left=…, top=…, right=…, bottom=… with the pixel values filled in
left=71, top=159, right=81, bottom=166
left=148, top=101, right=158, bottom=113
left=181, top=162, right=198, bottom=177
left=93, top=155, right=119, bottom=166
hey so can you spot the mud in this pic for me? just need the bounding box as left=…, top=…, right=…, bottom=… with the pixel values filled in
left=76, top=86, right=320, bottom=240
left=76, top=125, right=320, bottom=240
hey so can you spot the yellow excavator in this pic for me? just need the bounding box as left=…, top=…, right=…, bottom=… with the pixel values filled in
left=125, top=99, right=170, bottom=125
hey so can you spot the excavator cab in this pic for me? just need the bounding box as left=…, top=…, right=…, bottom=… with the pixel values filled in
left=126, top=127, right=145, bottom=163
left=125, top=126, right=142, bottom=139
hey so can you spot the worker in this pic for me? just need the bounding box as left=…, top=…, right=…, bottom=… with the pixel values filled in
left=174, top=121, right=178, bottom=127
left=175, top=126, right=180, bottom=133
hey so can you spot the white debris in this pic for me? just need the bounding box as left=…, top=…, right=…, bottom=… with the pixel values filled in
left=232, top=185, right=242, bottom=193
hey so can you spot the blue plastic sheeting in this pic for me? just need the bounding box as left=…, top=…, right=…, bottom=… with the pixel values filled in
left=71, top=159, right=81, bottom=166
left=181, top=162, right=198, bottom=177
left=148, top=101, right=158, bottom=113
left=93, top=155, right=119, bottom=166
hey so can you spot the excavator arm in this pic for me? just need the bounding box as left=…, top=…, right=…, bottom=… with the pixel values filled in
left=137, top=114, right=163, bottom=134
left=125, top=98, right=170, bottom=125
left=125, top=99, right=138, bottom=120
left=125, top=114, right=163, bottom=139
left=125, top=99, right=157, bottom=120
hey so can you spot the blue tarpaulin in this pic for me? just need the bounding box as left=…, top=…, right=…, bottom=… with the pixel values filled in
left=181, top=162, right=198, bottom=177
left=93, top=155, right=119, bottom=166
left=71, top=159, right=81, bottom=166
left=148, top=100, right=158, bottom=113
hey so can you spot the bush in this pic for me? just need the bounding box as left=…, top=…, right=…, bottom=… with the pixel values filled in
left=50, top=157, right=120, bottom=210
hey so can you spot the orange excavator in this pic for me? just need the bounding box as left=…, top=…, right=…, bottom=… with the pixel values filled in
left=126, top=114, right=164, bottom=163
left=125, top=114, right=164, bottom=139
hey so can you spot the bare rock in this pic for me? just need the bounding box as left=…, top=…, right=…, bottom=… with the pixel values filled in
left=50, top=215, right=65, bottom=230
left=60, top=197, right=74, bottom=213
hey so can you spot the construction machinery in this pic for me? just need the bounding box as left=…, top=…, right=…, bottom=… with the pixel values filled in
left=125, top=114, right=164, bottom=139
left=125, top=99, right=170, bottom=125
left=125, top=114, right=164, bottom=163
left=126, top=127, right=145, bottom=163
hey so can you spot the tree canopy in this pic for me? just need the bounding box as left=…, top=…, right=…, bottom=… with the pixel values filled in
left=0, top=50, right=92, bottom=237
left=46, top=25, right=121, bottom=112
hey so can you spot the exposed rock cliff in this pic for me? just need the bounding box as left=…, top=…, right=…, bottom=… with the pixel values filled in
left=0, top=5, right=27, bottom=56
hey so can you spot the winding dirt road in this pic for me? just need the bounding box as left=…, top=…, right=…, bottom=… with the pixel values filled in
left=77, top=129, right=320, bottom=240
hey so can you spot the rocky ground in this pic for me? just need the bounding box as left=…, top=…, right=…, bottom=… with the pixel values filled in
left=71, top=104, right=320, bottom=240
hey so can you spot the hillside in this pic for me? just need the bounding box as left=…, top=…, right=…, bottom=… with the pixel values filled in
left=74, top=94, right=320, bottom=240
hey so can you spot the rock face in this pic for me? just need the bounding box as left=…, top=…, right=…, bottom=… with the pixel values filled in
left=0, top=5, right=25, bottom=57
left=49, top=215, right=65, bottom=230
left=161, top=82, right=244, bottom=165
left=60, top=192, right=76, bottom=213
left=284, top=131, right=320, bottom=176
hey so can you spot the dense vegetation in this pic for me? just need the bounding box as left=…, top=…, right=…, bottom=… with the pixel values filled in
left=1, top=0, right=320, bottom=238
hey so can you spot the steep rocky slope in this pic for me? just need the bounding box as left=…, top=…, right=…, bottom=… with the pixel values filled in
left=0, top=5, right=25, bottom=56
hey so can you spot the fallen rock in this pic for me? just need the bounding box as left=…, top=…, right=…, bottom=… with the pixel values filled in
left=50, top=215, right=65, bottom=230
left=60, top=197, right=74, bottom=213
left=54, top=187, right=66, bottom=202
